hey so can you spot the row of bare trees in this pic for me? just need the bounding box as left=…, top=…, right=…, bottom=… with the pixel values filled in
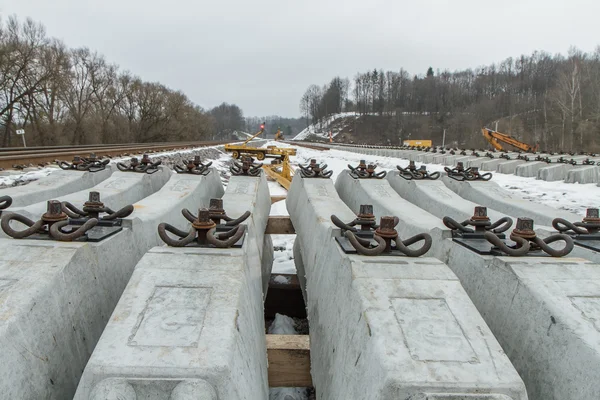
left=0, top=16, right=218, bottom=147
left=300, top=48, right=600, bottom=151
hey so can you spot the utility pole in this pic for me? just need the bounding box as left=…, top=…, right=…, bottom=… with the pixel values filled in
left=442, top=129, right=446, bottom=148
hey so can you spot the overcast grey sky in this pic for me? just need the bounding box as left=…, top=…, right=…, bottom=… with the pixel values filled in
left=3, top=0, right=600, bottom=117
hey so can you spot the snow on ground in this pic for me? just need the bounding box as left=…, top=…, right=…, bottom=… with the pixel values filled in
left=293, top=112, right=359, bottom=140
left=260, top=140, right=600, bottom=273
left=0, top=167, right=56, bottom=187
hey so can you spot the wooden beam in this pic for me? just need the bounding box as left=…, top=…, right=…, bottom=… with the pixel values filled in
left=270, top=195, right=286, bottom=204
left=265, top=216, right=295, bottom=234
left=267, top=334, right=312, bottom=387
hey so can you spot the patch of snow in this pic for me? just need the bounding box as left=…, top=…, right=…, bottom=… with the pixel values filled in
left=271, top=235, right=296, bottom=274
left=293, top=112, right=359, bottom=140
left=268, top=313, right=297, bottom=334
left=0, top=168, right=54, bottom=188
left=274, top=275, right=291, bottom=284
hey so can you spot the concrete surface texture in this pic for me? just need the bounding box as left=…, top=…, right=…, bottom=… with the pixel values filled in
left=441, top=176, right=579, bottom=227
left=386, top=171, right=508, bottom=222
left=334, top=170, right=451, bottom=261
left=481, top=157, right=516, bottom=171
left=537, top=164, right=573, bottom=181
left=465, top=157, right=493, bottom=168
left=446, top=244, right=600, bottom=400
left=515, top=162, right=548, bottom=177
left=0, top=168, right=225, bottom=400
left=497, top=160, right=526, bottom=174
left=287, top=175, right=528, bottom=400
left=75, top=174, right=272, bottom=400
left=0, top=165, right=113, bottom=207
left=8, top=167, right=172, bottom=223
left=565, top=165, right=599, bottom=184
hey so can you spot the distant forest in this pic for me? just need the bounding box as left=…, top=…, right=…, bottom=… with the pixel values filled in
left=300, top=48, right=600, bottom=151
left=0, top=16, right=304, bottom=147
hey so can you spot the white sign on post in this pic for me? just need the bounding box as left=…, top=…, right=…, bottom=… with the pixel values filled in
left=16, top=129, right=25, bottom=135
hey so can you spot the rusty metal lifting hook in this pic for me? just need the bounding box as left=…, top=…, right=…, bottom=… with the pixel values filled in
left=397, top=161, right=440, bottom=180
left=1, top=200, right=97, bottom=241
left=230, top=158, right=262, bottom=176
left=158, top=207, right=248, bottom=248
left=443, top=206, right=512, bottom=234
left=174, top=155, right=212, bottom=175
left=117, top=154, right=161, bottom=174
left=348, top=160, right=386, bottom=179
left=486, top=218, right=574, bottom=257
left=331, top=205, right=431, bottom=257
left=298, top=159, right=333, bottom=178
left=0, top=195, right=12, bottom=215
left=59, top=154, right=110, bottom=172
left=61, top=191, right=134, bottom=221
left=552, top=208, right=600, bottom=235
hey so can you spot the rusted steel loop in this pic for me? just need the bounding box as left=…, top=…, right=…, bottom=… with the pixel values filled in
left=223, top=211, right=251, bottom=226
left=465, top=171, right=493, bottom=181
left=484, top=231, right=531, bottom=256
left=444, top=167, right=465, bottom=181
left=0, top=195, right=12, bottom=210
left=207, top=225, right=246, bottom=248
left=426, top=170, right=441, bottom=180
left=552, top=218, right=589, bottom=235
left=182, top=208, right=197, bottom=223
left=394, top=233, right=432, bottom=257
left=157, top=223, right=197, bottom=247
left=59, top=160, right=83, bottom=170
left=532, top=235, right=574, bottom=257
left=345, top=231, right=386, bottom=256
left=116, top=162, right=131, bottom=172
left=1, top=213, right=44, bottom=239
left=101, top=205, right=134, bottom=220
left=488, top=217, right=513, bottom=233
left=62, top=199, right=133, bottom=221
left=61, top=202, right=87, bottom=218
left=299, top=168, right=315, bottom=178
left=49, top=218, right=98, bottom=241
left=331, top=214, right=358, bottom=232
left=230, top=160, right=263, bottom=176
left=443, top=216, right=473, bottom=233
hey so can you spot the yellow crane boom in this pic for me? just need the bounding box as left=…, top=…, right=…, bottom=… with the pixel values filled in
left=482, top=128, right=538, bottom=152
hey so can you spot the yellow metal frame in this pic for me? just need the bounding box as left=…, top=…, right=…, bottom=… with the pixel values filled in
left=261, top=154, right=295, bottom=190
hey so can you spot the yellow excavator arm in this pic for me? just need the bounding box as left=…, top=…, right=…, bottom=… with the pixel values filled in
left=481, top=128, right=538, bottom=152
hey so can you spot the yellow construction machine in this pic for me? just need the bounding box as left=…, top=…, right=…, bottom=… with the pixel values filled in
left=274, top=128, right=284, bottom=141
left=482, top=128, right=539, bottom=152
left=224, top=123, right=297, bottom=189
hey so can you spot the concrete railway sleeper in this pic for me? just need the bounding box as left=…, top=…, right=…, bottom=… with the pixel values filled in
left=0, top=164, right=114, bottom=208
left=75, top=174, right=273, bottom=400
left=336, top=169, right=600, bottom=400
left=288, top=173, right=527, bottom=399
left=298, top=141, right=600, bottom=184
left=0, top=167, right=225, bottom=399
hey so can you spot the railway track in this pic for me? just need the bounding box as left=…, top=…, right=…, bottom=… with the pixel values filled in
left=0, top=140, right=229, bottom=170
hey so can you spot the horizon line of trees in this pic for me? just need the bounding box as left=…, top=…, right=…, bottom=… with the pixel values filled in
left=300, top=48, right=600, bottom=151
left=1, top=15, right=283, bottom=148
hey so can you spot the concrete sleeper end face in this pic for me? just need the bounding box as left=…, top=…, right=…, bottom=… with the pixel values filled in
left=170, top=380, right=218, bottom=400
left=89, top=379, right=136, bottom=400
